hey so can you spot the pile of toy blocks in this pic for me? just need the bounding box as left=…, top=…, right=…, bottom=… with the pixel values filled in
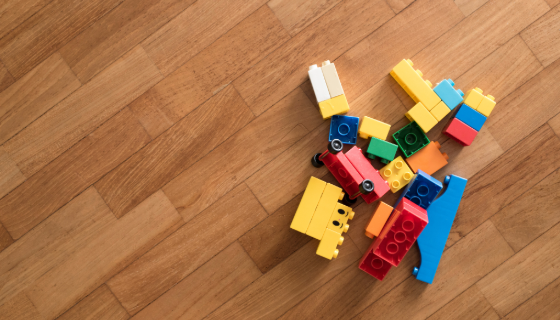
left=289, top=59, right=496, bottom=284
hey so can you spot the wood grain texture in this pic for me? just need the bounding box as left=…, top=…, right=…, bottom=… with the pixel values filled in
left=504, top=276, right=560, bottom=319
left=132, top=242, right=261, bottom=320
left=0, top=223, right=13, bottom=254
left=385, top=0, right=415, bottom=13
left=0, top=61, right=14, bottom=94
left=454, top=0, right=490, bottom=16
left=58, top=285, right=130, bottom=320
left=521, top=5, right=560, bottom=67
left=544, top=0, right=560, bottom=9
left=0, top=147, right=25, bottom=200
left=0, top=0, right=52, bottom=39
left=427, top=286, right=500, bottom=320
left=0, top=292, right=43, bottom=320
left=550, top=112, right=560, bottom=137
left=267, top=0, right=342, bottom=35
left=0, top=107, right=151, bottom=239
left=107, top=184, right=267, bottom=315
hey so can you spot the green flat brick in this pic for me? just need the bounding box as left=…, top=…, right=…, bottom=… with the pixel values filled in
left=366, top=137, right=398, bottom=164
left=393, top=121, right=430, bottom=157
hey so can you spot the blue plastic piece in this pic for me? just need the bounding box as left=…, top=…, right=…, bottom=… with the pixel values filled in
left=433, top=79, right=464, bottom=110
left=396, top=169, right=443, bottom=210
left=329, top=115, right=359, bottom=144
left=412, top=175, right=468, bottom=284
left=454, top=104, right=487, bottom=131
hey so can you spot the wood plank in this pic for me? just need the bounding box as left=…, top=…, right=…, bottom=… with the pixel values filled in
left=96, top=86, right=254, bottom=218
left=454, top=0, right=489, bottom=16
left=0, top=61, right=14, bottom=94
left=386, top=0, right=415, bottom=13
left=142, top=0, right=266, bottom=76
left=0, top=0, right=52, bottom=39
left=544, top=0, right=560, bottom=9
left=0, top=223, right=13, bottom=254
left=232, top=0, right=395, bottom=116
left=25, top=190, right=182, bottom=320
left=427, top=286, right=500, bottom=320
left=477, top=222, right=560, bottom=317
left=132, top=242, right=261, bottom=320
left=267, top=0, right=343, bottom=36
left=504, top=276, right=560, bottom=320
left=355, top=221, right=513, bottom=319
left=107, top=183, right=267, bottom=315
left=0, top=0, right=124, bottom=79
left=2, top=46, right=161, bottom=177
left=491, top=168, right=560, bottom=252
left=58, top=285, right=130, bottom=320
left=550, top=112, right=560, bottom=137
left=0, top=52, right=81, bottom=145
left=521, top=5, right=560, bottom=67
left=0, top=292, right=43, bottom=320
left=162, top=88, right=322, bottom=222
left=0, top=146, right=25, bottom=200
left=129, top=6, right=289, bottom=138
left=206, top=236, right=360, bottom=320
left=0, top=107, right=151, bottom=239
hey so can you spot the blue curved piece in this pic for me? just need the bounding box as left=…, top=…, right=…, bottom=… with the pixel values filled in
left=412, top=174, right=467, bottom=284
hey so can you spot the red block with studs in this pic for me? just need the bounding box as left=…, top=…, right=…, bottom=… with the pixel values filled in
left=442, top=118, right=478, bottom=146
left=359, top=245, right=394, bottom=281
left=345, top=147, right=390, bottom=203
left=320, top=150, right=363, bottom=199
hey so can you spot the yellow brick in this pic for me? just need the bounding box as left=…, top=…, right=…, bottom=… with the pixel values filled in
left=318, top=94, right=349, bottom=119
left=316, top=228, right=344, bottom=260
left=306, top=183, right=343, bottom=240
left=463, top=88, right=484, bottom=109
left=358, top=116, right=391, bottom=140
left=326, top=203, right=354, bottom=234
left=405, top=102, right=438, bottom=133
left=290, top=177, right=327, bottom=233
left=477, top=94, right=496, bottom=117
left=381, top=156, right=413, bottom=193
left=430, top=101, right=451, bottom=121
left=390, top=59, right=441, bottom=110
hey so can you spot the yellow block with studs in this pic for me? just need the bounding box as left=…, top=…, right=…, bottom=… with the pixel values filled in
left=317, top=228, right=344, bottom=260
left=477, top=94, right=496, bottom=117
left=318, top=94, right=349, bottom=119
left=290, top=177, right=327, bottom=234
left=306, top=183, right=344, bottom=240
left=405, top=102, right=438, bottom=133
left=430, top=101, right=451, bottom=121
left=390, top=59, right=441, bottom=110
left=358, top=116, right=391, bottom=140
left=381, top=156, right=413, bottom=193
left=463, top=88, right=485, bottom=109
left=326, top=203, right=354, bottom=234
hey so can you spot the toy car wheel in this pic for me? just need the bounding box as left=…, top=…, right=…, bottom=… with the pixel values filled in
left=311, top=153, right=324, bottom=168
left=359, top=179, right=374, bottom=194
left=328, top=139, right=343, bottom=154
left=342, top=193, right=357, bottom=206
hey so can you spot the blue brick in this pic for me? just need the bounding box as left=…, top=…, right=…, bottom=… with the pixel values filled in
left=395, top=169, right=442, bottom=209
left=433, top=79, right=464, bottom=110
left=455, top=104, right=487, bottom=131
left=329, top=115, right=359, bottom=144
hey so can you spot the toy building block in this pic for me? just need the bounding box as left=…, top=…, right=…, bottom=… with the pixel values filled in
left=393, top=121, right=430, bottom=157
left=413, top=175, right=467, bottom=284
left=462, top=88, right=484, bottom=109
left=290, top=177, right=328, bottom=233
left=358, top=116, right=390, bottom=140
left=308, top=65, right=331, bottom=103
left=372, top=198, right=428, bottom=267
left=390, top=59, right=441, bottom=110
left=405, top=102, right=438, bottom=133
left=327, top=202, right=355, bottom=234
left=430, top=101, right=451, bottom=121
left=455, top=104, right=487, bottom=131
left=359, top=242, right=393, bottom=280
left=443, top=118, right=478, bottom=146
left=477, top=94, right=496, bottom=117
left=307, top=183, right=344, bottom=240
left=366, top=137, right=398, bottom=164
left=433, top=79, right=464, bottom=110
left=365, top=201, right=393, bottom=238
left=381, top=156, right=413, bottom=193
left=405, top=141, right=448, bottom=175
left=329, top=115, right=359, bottom=144
left=395, top=169, right=443, bottom=210
left=318, top=94, right=350, bottom=120
left=321, top=61, right=344, bottom=98
left=345, top=146, right=390, bottom=203
left=317, top=228, right=344, bottom=260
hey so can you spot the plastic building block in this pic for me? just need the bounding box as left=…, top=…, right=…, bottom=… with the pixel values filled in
left=455, top=104, right=487, bottom=131
left=329, top=115, right=359, bottom=144
left=413, top=175, right=467, bottom=284
left=372, top=198, right=428, bottom=266
left=365, top=201, right=393, bottom=238
left=396, top=169, right=443, bottom=210
left=359, top=242, right=393, bottom=280
left=381, top=156, right=413, bottom=193
left=430, top=101, right=451, bottom=121
left=433, top=79, right=464, bottom=110
left=321, top=61, right=344, bottom=98
left=443, top=118, right=478, bottom=146
left=390, top=59, right=441, bottom=110
left=320, top=148, right=363, bottom=200
left=405, top=141, right=448, bottom=175
left=317, top=228, right=344, bottom=260
left=306, top=183, right=344, bottom=240
left=318, top=94, right=350, bottom=120
left=345, top=146, right=390, bottom=203
left=462, top=88, right=484, bottom=109
left=308, top=64, right=330, bottom=103
left=405, top=102, right=438, bottom=133
left=327, top=202, right=354, bottom=234
left=358, top=116, right=391, bottom=140
left=290, top=177, right=327, bottom=233
left=477, top=94, right=496, bottom=117
left=366, top=137, right=398, bottom=164
left=393, top=121, right=430, bottom=157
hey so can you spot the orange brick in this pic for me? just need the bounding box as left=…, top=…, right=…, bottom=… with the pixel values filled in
left=405, top=141, right=449, bottom=175
left=365, top=201, right=393, bottom=238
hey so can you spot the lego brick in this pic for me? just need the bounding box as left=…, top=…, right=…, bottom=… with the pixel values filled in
left=326, top=202, right=354, bottom=234
left=455, top=104, right=487, bottom=131
left=320, top=150, right=362, bottom=199
left=321, top=61, right=344, bottom=98
left=359, top=243, right=393, bottom=280
left=306, top=183, right=344, bottom=240
left=405, top=141, right=448, bottom=175
left=390, top=59, right=441, bottom=110
left=358, top=116, right=391, bottom=140
left=405, top=102, right=438, bottom=133
left=413, top=175, right=467, bottom=284
left=345, top=146, right=390, bottom=203
left=308, top=64, right=330, bottom=103
left=393, top=121, right=430, bottom=157
left=318, top=94, right=350, bottom=120
left=373, top=198, right=428, bottom=267
left=430, top=101, right=451, bottom=122
left=316, top=228, right=344, bottom=260
left=477, top=94, right=496, bottom=117
left=462, top=87, right=484, bottom=109
left=290, top=176, right=327, bottom=233
left=443, top=118, right=478, bottom=146
left=366, top=137, right=398, bottom=164
left=381, top=156, right=413, bottom=193
left=365, top=201, right=393, bottom=238
left=329, top=115, right=359, bottom=144
left=433, top=79, right=464, bottom=110
left=396, top=169, right=443, bottom=210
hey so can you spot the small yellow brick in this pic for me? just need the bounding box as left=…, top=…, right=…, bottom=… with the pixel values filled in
left=381, top=156, right=413, bottom=193
left=306, top=183, right=343, bottom=240
left=477, top=94, right=496, bottom=117
left=430, top=101, right=451, bottom=121
left=390, top=59, right=441, bottom=110
left=318, top=94, right=349, bottom=119
left=290, top=177, right=326, bottom=234
left=326, top=202, right=354, bottom=234
left=358, top=116, right=391, bottom=140
left=316, top=228, right=344, bottom=260
left=463, top=88, right=484, bottom=109
left=405, top=102, right=438, bottom=133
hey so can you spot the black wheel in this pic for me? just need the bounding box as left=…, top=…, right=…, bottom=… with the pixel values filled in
left=328, top=139, right=343, bottom=154
left=359, top=179, right=374, bottom=194
left=311, top=153, right=324, bottom=168
left=342, top=193, right=358, bottom=206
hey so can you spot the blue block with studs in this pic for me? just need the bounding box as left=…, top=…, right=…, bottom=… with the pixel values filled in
left=329, top=115, right=359, bottom=144
left=395, top=169, right=443, bottom=210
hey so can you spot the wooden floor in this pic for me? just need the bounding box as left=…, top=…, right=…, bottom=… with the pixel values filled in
left=0, top=0, right=559, bottom=318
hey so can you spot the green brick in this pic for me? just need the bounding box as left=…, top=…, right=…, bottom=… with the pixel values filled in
left=366, top=137, right=398, bottom=164
left=393, top=121, right=430, bottom=157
